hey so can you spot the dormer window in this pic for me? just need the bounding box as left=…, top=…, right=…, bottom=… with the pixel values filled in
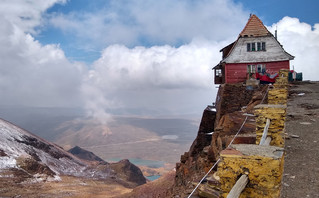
left=247, top=42, right=266, bottom=52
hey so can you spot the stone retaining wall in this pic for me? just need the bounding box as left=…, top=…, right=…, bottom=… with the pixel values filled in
left=216, top=69, right=289, bottom=197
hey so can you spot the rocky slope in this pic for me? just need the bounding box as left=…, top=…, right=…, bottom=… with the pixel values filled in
left=0, top=118, right=146, bottom=197
left=117, top=170, right=176, bottom=198
left=0, top=118, right=94, bottom=180
left=110, top=159, right=147, bottom=187
left=68, top=146, right=146, bottom=188
left=68, top=145, right=105, bottom=163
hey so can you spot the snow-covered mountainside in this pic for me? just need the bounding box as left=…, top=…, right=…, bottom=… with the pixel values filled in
left=0, top=118, right=111, bottom=180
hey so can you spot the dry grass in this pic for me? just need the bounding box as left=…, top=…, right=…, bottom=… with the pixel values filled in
left=116, top=171, right=176, bottom=198
left=0, top=173, right=132, bottom=198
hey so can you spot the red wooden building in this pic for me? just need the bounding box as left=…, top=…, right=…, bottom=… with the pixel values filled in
left=213, top=14, right=294, bottom=84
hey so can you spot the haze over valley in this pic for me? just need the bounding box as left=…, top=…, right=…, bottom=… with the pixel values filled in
left=0, top=106, right=200, bottom=170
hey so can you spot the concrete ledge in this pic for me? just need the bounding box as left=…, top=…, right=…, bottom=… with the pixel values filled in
left=254, top=104, right=287, bottom=109
left=225, top=144, right=284, bottom=159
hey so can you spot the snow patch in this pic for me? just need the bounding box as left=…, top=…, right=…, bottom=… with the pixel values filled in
left=0, top=174, right=14, bottom=178
left=47, top=175, right=61, bottom=182
left=0, top=119, right=111, bottom=180
left=0, top=156, right=17, bottom=169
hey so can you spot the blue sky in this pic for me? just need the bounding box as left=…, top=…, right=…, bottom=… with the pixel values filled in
left=234, top=0, right=319, bottom=26
left=35, top=0, right=319, bottom=64
left=0, top=0, right=318, bottom=120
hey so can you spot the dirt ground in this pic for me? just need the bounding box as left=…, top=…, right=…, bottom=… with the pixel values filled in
left=0, top=174, right=132, bottom=198
left=281, top=81, right=319, bottom=197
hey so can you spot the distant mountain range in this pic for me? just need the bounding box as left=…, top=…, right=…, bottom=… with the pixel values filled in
left=0, top=106, right=199, bottom=165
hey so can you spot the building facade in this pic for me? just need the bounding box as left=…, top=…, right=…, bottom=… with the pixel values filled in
left=214, top=14, right=294, bottom=84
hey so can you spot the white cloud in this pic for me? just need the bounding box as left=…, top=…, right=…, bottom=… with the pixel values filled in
left=0, top=0, right=66, bottom=34
left=82, top=16, right=319, bottom=119
left=268, top=17, right=319, bottom=80
left=0, top=0, right=84, bottom=107
left=82, top=39, right=226, bottom=118
left=48, top=0, right=247, bottom=48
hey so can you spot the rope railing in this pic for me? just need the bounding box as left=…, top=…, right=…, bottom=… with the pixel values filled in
left=226, top=118, right=272, bottom=197
left=226, top=117, right=273, bottom=197
left=187, top=116, right=248, bottom=198
left=187, top=159, right=220, bottom=198
left=187, top=85, right=271, bottom=197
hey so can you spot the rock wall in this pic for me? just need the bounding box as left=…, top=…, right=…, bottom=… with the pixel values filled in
left=175, top=108, right=217, bottom=190
left=189, top=108, right=216, bottom=157
left=216, top=69, right=289, bottom=198
left=214, top=84, right=268, bottom=146
left=172, top=83, right=269, bottom=197
left=215, top=83, right=265, bottom=126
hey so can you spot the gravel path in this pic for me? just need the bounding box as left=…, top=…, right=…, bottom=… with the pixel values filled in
left=281, top=81, right=319, bottom=198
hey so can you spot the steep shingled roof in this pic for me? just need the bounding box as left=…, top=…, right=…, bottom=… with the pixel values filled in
left=215, top=14, right=294, bottom=64
left=239, top=14, right=271, bottom=37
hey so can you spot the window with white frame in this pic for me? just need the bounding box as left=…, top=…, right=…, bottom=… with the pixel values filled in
left=215, top=69, right=222, bottom=77
left=247, top=65, right=256, bottom=73
left=247, top=42, right=266, bottom=52
left=257, top=42, right=261, bottom=51
left=251, top=42, right=256, bottom=51
left=257, top=64, right=266, bottom=73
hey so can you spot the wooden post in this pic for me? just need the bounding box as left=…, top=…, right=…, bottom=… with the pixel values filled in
left=227, top=174, right=249, bottom=198
left=259, top=119, right=270, bottom=145
left=264, top=137, right=271, bottom=146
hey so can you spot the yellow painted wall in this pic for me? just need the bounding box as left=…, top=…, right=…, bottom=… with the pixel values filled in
left=218, top=145, right=284, bottom=198
left=254, top=104, right=287, bottom=147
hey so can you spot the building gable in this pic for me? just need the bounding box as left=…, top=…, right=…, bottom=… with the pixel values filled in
left=240, top=14, right=271, bottom=37
left=221, top=14, right=294, bottom=63
left=223, top=36, right=294, bottom=63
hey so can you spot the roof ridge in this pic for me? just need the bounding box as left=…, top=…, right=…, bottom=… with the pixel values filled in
left=239, top=14, right=270, bottom=37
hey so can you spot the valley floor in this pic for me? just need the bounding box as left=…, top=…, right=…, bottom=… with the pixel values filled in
left=0, top=174, right=132, bottom=198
